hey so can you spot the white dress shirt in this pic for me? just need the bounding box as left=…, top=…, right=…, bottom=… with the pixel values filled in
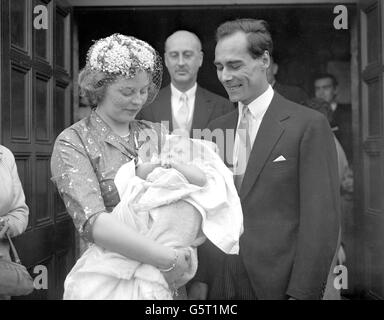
left=330, top=101, right=338, bottom=112
left=233, top=85, right=274, bottom=169
left=170, top=83, right=197, bottom=130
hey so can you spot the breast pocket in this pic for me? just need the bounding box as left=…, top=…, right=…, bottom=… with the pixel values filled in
left=264, top=158, right=297, bottom=176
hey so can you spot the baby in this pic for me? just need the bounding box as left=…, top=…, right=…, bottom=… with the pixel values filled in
left=136, top=135, right=208, bottom=187
left=63, top=135, right=243, bottom=300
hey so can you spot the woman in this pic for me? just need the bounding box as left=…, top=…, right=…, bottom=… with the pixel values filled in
left=0, top=145, right=29, bottom=300
left=51, top=34, right=191, bottom=298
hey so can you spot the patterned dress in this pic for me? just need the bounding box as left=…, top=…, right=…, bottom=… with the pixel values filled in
left=50, top=111, right=165, bottom=243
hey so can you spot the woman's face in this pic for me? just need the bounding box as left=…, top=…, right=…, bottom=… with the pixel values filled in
left=98, top=71, right=150, bottom=124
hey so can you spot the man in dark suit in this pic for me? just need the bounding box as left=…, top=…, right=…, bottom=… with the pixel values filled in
left=137, top=30, right=234, bottom=136
left=267, top=56, right=309, bottom=105
left=188, top=19, right=340, bottom=300
left=314, top=73, right=353, bottom=162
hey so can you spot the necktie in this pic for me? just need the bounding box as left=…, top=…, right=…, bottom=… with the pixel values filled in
left=177, top=93, right=189, bottom=134
left=234, top=105, right=252, bottom=191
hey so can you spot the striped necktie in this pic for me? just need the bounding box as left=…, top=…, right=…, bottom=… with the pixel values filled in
left=234, top=105, right=252, bottom=191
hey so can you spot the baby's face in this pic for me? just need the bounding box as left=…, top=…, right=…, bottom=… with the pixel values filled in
left=162, top=137, right=194, bottom=163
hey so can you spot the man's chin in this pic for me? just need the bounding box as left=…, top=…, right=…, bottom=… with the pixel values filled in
left=226, top=92, right=241, bottom=103
left=174, top=74, right=191, bottom=82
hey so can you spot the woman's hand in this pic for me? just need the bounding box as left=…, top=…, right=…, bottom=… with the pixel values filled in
left=0, top=217, right=10, bottom=239
left=162, top=248, right=192, bottom=288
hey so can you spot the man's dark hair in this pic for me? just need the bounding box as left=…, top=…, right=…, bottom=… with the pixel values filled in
left=216, top=18, right=273, bottom=59
left=313, top=73, right=338, bottom=87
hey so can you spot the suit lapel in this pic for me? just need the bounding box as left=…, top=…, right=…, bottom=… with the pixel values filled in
left=222, top=110, right=239, bottom=168
left=240, top=93, right=290, bottom=200
left=191, top=86, right=214, bottom=132
left=153, top=85, right=173, bottom=132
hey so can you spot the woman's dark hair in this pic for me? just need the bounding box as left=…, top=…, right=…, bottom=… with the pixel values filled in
left=216, top=18, right=273, bottom=58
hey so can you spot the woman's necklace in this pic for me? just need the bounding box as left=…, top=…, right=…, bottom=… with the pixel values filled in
left=120, top=132, right=130, bottom=141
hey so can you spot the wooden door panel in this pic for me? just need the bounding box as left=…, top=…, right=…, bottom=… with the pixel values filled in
left=54, top=82, right=69, bottom=136
left=366, top=77, right=382, bottom=136
left=35, top=74, right=51, bottom=142
left=10, top=64, right=31, bottom=141
left=358, top=0, right=384, bottom=299
left=365, top=3, right=380, bottom=64
left=55, top=6, right=71, bottom=73
left=364, top=214, right=384, bottom=298
left=10, top=0, right=30, bottom=53
left=34, top=0, right=52, bottom=63
left=35, top=155, right=53, bottom=224
left=1, top=0, right=75, bottom=299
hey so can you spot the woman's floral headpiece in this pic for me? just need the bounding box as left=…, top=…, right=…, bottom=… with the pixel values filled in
left=86, top=33, right=158, bottom=77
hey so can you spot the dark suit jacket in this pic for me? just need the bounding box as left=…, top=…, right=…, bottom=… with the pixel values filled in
left=331, top=103, right=352, bottom=162
left=196, top=92, right=340, bottom=300
left=136, top=84, right=234, bottom=135
left=273, top=82, right=309, bottom=105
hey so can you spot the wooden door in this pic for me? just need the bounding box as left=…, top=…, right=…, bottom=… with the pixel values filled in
left=0, top=0, right=75, bottom=299
left=357, top=0, right=384, bottom=299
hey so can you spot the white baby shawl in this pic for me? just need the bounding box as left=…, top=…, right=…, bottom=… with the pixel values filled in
left=63, top=137, right=243, bottom=300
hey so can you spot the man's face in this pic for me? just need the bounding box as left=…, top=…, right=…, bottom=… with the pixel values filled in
left=164, top=32, right=203, bottom=89
left=314, top=78, right=337, bottom=103
left=214, top=31, right=269, bottom=105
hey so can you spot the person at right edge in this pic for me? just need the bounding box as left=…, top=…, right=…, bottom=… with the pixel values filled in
left=188, top=18, right=340, bottom=300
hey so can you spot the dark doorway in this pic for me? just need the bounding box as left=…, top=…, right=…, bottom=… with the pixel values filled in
left=75, top=4, right=355, bottom=99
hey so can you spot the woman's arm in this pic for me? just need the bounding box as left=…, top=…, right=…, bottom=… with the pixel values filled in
left=51, top=131, right=189, bottom=274
left=92, top=213, right=188, bottom=270
left=2, top=147, right=29, bottom=238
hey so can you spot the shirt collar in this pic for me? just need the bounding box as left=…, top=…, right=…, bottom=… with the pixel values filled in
left=239, top=85, right=274, bottom=120
left=170, top=83, right=197, bottom=101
